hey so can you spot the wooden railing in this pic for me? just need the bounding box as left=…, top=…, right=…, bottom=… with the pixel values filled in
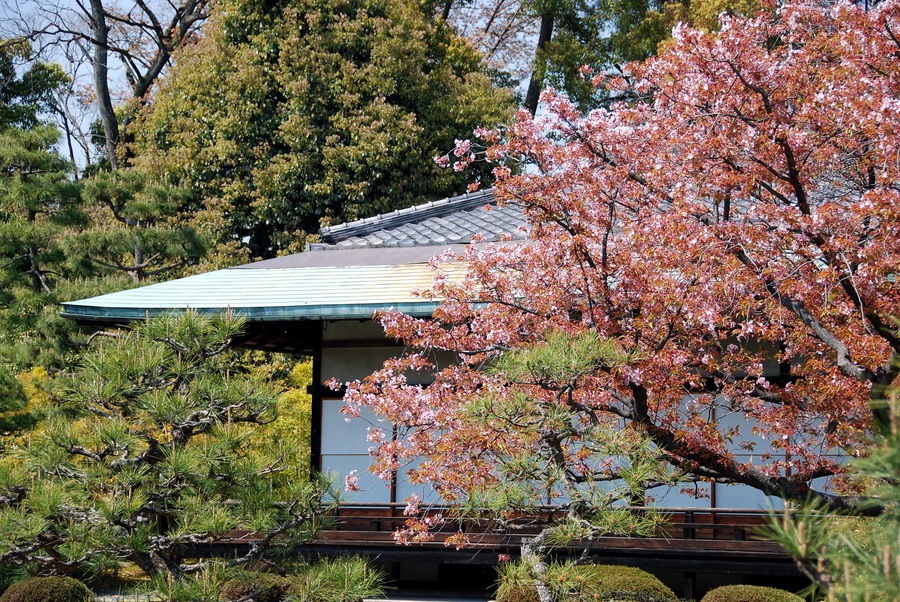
left=306, top=504, right=785, bottom=556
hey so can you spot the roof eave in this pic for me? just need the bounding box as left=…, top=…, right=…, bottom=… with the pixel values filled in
left=60, top=301, right=443, bottom=323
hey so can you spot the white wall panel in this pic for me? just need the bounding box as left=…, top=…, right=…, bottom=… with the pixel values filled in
left=653, top=483, right=711, bottom=508
left=322, top=347, right=405, bottom=382
left=321, top=399, right=387, bottom=455
left=715, top=483, right=784, bottom=509
left=320, top=454, right=391, bottom=504
left=395, top=459, right=443, bottom=504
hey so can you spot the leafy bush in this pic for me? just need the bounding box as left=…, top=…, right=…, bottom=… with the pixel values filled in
left=701, top=585, right=803, bottom=602
left=219, top=572, right=294, bottom=602
left=0, top=576, right=92, bottom=602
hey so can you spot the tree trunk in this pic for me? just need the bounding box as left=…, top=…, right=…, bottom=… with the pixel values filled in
left=523, top=9, right=555, bottom=116
left=132, top=233, right=143, bottom=282
left=521, top=528, right=554, bottom=602
left=88, top=0, right=120, bottom=169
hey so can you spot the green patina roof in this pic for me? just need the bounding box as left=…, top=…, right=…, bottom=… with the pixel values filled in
left=62, top=189, right=522, bottom=324
left=62, top=261, right=464, bottom=322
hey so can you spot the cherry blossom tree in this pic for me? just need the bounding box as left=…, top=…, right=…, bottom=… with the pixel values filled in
left=339, top=0, right=900, bottom=537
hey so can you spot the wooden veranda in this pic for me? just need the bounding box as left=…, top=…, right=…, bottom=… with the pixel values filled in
left=188, top=504, right=801, bottom=598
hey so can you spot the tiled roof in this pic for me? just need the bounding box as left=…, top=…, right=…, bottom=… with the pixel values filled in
left=309, top=188, right=526, bottom=250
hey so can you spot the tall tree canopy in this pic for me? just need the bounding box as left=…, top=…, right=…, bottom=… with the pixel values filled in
left=131, top=0, right=516, bottom=257
left=340, top=0, right=900, bottom=522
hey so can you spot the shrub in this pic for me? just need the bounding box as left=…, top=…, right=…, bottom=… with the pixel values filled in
left=219, top=572, right=294, bottom=602
left=289, top=557, right=385, bottom=602
left=701, top=585, right=803, bottom=602
left=496, top=561, right=678, bottom=602
left=584, top=565, right=678, bottom=601
left=495, top=560, right=540, bottom=602
left=0, top=576, right=92, bottom=602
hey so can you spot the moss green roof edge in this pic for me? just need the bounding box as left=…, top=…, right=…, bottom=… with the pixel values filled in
left=60, top=301, right=443, bottom=322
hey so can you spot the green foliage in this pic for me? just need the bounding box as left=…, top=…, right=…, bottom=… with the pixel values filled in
left=0, top=126, right=91, bottom=375
left=764, top=382, right=900, bottom=601
left=0, top=576, right=92, bottom=602
left=131, top=0, right=515, bottom=257
left=538, top=0, right=761, bottom=110
left=0, top=42, right=69, bottom=131
left=289, top=556, right=386, bottom=602
left=582, top=564, right=678, bottom=601
left=219, top=572, right=294, bottom=602
left=496, top=560, right=678, bottom=602
left=67, top=170, right=206, bottom=282
left=464, top=331, right=678, bottom=533
left=0, top=371, right=25, bottom=416
left=495, top=560, right=542, bottom=602
left=148, top=562, right=235, bottom=602
left=493, top=330, right=629, bottom=385
left=150, top=557, right=385, bottom=602
left=700, top=585, right=803, bottom=602
left=254, top=359, right=313, bottom=480
left=0, top=313, right=335, bottom=579
left=0, top=369, right=35, bottom=438
left=0, top=127, right=82, bottom=295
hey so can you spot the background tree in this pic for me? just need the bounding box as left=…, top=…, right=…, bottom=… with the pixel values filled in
left=524, top=0, right=761, bottom=112
left=0, top=313, right=335, bottom=579
left=340, top=0, right=900, bottom=521
left=0, top=127, right=88, bottom=372
left=130, top=0, right=516, bottom=257
left=67, top=170, right=206, bottom=282
left=3, top=0, right=211, bottom=168
left=368, top=332, right=679, bottom=602
left=0, top=42, right=69, bottom=132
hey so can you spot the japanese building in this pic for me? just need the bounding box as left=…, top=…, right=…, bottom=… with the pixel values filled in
left=62, top=189, right=804, bottom=595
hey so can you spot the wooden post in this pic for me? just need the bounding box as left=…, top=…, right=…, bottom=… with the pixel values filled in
left=310, top=322, right=323, bottom=475
left=683, top=572, right=696, bottom=600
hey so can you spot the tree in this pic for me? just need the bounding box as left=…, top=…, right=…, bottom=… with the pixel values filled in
left=0, top=313, right=335, bottom=579
left=521, top=0, right=761, bottom=112
left=0, top=41, right=68, bottom=132
left=339, top=0, right=900, bottom=521
left=0, top=127, right=89, bottom=372
left=67, top=170, right=206, bottom=283
left=130, top=0, right=516, bottom=257
left=4, top=0, right=211, bottom=168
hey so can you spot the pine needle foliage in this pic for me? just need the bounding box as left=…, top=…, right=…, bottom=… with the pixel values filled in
left=0, top=312, right=336, bottom=580
left=764, top=380, right=900, bottom=601
left=461, top=332, right=680, bottom=601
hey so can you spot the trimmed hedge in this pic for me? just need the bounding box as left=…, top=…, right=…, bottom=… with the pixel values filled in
left=0, top=576, right=92, bottom=602
left=219, top=572, right=295, bottom=602
left=585, top=565, right=679, bottom=601
left=701, top=585, right=804, bottom=602
left=496, top=562, right=678, bottom=602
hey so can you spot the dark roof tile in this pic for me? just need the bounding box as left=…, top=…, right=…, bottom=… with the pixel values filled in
left=308, top=188, right=526, bottom=251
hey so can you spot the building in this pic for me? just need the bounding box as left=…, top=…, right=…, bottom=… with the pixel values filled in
left=62, top=189, right=803, bottom=595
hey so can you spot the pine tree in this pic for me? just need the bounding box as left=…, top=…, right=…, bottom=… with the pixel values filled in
left=68, top=170, right=206, bottom=283
left=0, top=313, right=336, bottom=579
left=765, top=373, right=900, bottom=601
left=0, top=127, right=86, bottom=371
